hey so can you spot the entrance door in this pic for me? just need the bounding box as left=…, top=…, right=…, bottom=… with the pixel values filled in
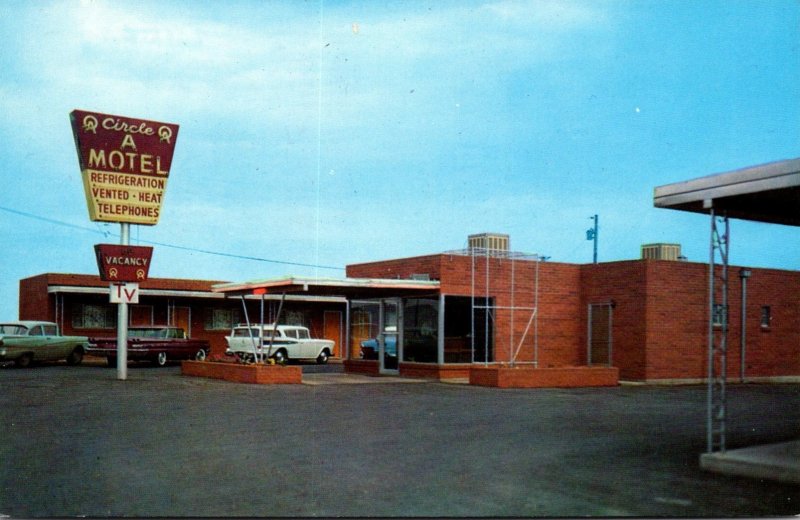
left=169, top=306, right=192, bottom=337
left=379, top=299, right=401, bottom=374
left=323, top=311, right=343, bottom=357
left=588, top=303, right=613, bottom=366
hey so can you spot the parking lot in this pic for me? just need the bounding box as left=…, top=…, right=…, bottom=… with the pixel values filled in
left=1, top=363, right=798, bottom=517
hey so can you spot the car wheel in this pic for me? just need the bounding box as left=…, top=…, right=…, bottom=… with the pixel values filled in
left=66, top=348, right=84, bottom=366
left=272, top=349, right=287, bottom=365
left=107, top=356, right=117, bottom=368
left=194, top=349, right=207, bottom=361
left=316, top=349, right=330, bottom=365
left=15, top=353, right=33, bottom=368
left=153, top=352, right=168, bottom=367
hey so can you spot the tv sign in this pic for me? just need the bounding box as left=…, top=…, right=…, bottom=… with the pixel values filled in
left=110, top=283, right=140, bottom=304
left=70, top=110, right=179, bottom=225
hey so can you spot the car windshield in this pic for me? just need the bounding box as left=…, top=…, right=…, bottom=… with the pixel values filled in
left=0, top=324, right=28, bottom=335
left=129, top=328, right=169, bottom=338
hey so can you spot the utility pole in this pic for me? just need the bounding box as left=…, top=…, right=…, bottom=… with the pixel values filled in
left=586, top=214, right=599, bottom=264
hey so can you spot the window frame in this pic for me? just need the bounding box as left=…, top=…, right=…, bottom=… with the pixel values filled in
left=760, top=305, right=772, bottom=329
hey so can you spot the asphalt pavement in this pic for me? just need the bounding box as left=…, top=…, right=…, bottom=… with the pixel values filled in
left=1, top=362, right=798, bottom=517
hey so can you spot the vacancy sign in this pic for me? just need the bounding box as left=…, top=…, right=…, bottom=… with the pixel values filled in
left=110, top=283, right=140, bottom=304
left=70, top=110, right=179, bottom=225
left=95, top=244, right=153, bottom=282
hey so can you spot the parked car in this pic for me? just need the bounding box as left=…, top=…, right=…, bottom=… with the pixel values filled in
left=87, top=326, right=210, bottom=367
left=0, top=321, right=89, bottom=368
left=225, top=324, right=334, bottom=364
left=359, top=328, right=398, bottom=360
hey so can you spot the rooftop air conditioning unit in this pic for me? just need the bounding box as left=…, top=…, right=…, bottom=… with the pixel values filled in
left=641, top=243, right=683, bottom=261
left=468, top=233, right=510, bottom=253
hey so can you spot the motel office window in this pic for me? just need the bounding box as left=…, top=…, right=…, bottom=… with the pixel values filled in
left=204, top=308, right=241, bottom=331
left=72, top=303, right=116, bottom=329
left=402, top=298, right=439, bottom=363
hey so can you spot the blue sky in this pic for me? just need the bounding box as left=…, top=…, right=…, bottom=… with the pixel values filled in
left=1, top=0, right=798, bottom=319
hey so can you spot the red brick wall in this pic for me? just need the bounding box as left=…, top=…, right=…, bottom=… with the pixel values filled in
left=347, top=255, right=443, bottom=280
left=735, top=267, right=800, bottom=378
left=19, top=274, right=52, bottom=321
left=580, top=261, right=648, bottom=380
left=638, top=261, right=800, bottom=381
left=643, top=261, right=709, bottom=380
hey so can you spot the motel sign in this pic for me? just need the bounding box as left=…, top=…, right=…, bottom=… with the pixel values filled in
left=70, top=109, right=179, bottom=225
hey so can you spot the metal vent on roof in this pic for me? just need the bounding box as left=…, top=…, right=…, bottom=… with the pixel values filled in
left=468, top=233, right=510, bottom=253
left=641, top=243, right=683, bottom=261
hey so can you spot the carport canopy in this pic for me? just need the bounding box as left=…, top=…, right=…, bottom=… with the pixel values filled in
left=212, top=275, right=441, bottom=299
left=653, top=157, right=800, bottom=226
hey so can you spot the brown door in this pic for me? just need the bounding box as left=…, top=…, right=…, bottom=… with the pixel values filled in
left=588, top=303, right=613, bottom=366
left=323, top=311, right=342, bottom=357
left=170, top=306, right=192, bottom=337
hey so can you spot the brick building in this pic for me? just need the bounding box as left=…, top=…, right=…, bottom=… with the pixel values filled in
left=341, top=252, right=799, bottom=383
left=18, top=244, right=799, bottom=383
left=18, top=273, right=347, bottom=359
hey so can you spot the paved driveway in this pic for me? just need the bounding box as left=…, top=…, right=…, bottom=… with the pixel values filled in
left=1, top=364, right=798, bottom=517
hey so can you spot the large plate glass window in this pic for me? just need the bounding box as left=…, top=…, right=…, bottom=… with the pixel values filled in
left=402, top=298, right=438, bottom=363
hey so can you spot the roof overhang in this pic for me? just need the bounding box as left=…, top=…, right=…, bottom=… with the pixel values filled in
left=213, top=276, right=441, bottom=299
left=47, top=285, right=346, bottom=303
left=654, top=158, right=800, bottom=226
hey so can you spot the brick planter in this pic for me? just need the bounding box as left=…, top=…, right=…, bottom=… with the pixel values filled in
left=181, top=360, right=302, bottom=384
left=399, top=362, right=472, bottom=380
left=343, top=359, right=380, bottom=376
left=470, top=365, right=619, bottom=388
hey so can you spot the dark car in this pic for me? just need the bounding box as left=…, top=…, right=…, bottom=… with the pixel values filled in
left=87, top=326, right=210, bottom=367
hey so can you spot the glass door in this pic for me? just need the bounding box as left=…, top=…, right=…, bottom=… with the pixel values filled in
left=379, top=299, right=401, bottom=374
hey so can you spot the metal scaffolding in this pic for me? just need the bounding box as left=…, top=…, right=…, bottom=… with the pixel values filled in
left=446, top=247, right=542, bottom=366
left=708, top=210, right=730, bottom=453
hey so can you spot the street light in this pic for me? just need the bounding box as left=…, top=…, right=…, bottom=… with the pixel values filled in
left=586, top=214, right=598, bottom=264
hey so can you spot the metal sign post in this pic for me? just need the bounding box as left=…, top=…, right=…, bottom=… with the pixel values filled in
left=116, top=223, right=130, bottom=380
left=70, top=109, right=179, bottom=382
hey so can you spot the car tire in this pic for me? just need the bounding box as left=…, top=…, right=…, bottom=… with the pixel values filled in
left=272, top=349, right=287, bottom=365
left=15, top=353, right=33, bottom=368
left=316, top=349, right=330, bottom=365
left=154, top=352, right=168, bottom=367
left=194, top=349, right=207, bottom=361
left=66, top=348, right=84, bottom=366
left=107, top=356, right=117, bottom=368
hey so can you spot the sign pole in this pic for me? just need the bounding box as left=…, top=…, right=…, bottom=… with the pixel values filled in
left=116, top=222, right=130, bottom=380
left=70, top=109, right=179, bottom=381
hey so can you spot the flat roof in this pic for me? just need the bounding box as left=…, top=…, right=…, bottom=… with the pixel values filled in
left=47, top=285, right=346, bottom=303
left=653, top=157, right=800, bottom=226
left=213, top=276, right=441, bottom=299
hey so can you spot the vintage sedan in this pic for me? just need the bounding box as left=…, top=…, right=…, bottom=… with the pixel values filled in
left=0, top=321, right=89, bottom=368
left=87, top=326, right=210, bottom=367
left=225, top=324, right=334, bottom=364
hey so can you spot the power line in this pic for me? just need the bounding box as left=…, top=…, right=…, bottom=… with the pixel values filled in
left=0, top=205, right=344, bottom=271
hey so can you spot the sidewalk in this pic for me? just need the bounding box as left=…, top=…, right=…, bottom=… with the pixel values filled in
left=700, top=439, right=800, bottom=484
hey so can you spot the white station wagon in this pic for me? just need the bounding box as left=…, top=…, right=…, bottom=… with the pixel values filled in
left=225, top=324, right=334, bottom=364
